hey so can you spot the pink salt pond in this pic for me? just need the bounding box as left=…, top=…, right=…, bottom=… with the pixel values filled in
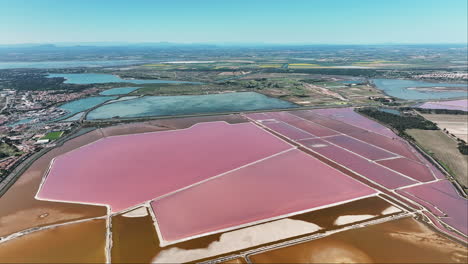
left=151, top=149, right=376, bottom=244
left=299, top=138, right=416, bottom=189
left=36, top=122, right=293, bottom=212
left=398, top=180, right=468, bottom=236
left=325, top=135, right=397, bottom=161
left=310, top=107, right=396, bottom=137
left=418, top=99, right=468, bottom=112
left=377, top=158, right=436, bottom=182
left=261, top=121, right=315, bottom=140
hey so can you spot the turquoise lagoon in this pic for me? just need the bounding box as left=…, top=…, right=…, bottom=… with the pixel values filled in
left=58, top=96, right=117, bottom=119
left=100, top=87, right=141, bottom=95
left=87, top=92, right=297, bottom=119
left=48, top=73, right=202, bottom=85
left=372, top=79, right=467, bottom=100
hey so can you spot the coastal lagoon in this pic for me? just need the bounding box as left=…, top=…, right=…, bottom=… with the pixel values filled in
left=87, top=92, right=297, bottom=119
left=371, top=79, right=467, bottom=100
left=62, top=112, right=85, bottom=122
left=48, top=73, right=202, bottom=85
left=0, top=60, right=144, bottom=69
left=58, top=96, right=117, bottom=119
left=99, top=87, right=141, bottom=95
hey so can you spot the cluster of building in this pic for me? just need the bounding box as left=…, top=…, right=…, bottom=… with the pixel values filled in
left=0, top=88, right=97, bottom=179
left=0, top=121, right=73, bottom=177
left=1, top=88, right=98, bottom=111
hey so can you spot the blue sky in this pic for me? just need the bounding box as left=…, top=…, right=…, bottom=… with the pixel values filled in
left=1, top=0, right=467, bottom=44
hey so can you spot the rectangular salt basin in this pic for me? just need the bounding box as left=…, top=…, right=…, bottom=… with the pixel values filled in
left=348, top=131, right=420, bottom=161
left=263, top=112, right=339, bottom=137
left=418, top=99, right=468, bottom=112
left=377, top=158, right=436, bottom=182
left=37, top=122, right=293, bottom=212
left=309, top=107, right=396, bottom=137
left=261, top=121, right=315, bottom=140
left=291, top=110, right=372, bottom=135
left=300, top=139, right=416, bottom=189
left=151, top=149, right=376, bottom=244
left=292, top=110, right=420, bottom=161
left=325, top=135, right=397, bottom=161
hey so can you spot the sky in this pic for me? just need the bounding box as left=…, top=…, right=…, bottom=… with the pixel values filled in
left=1, top=0, right=467, bottom=45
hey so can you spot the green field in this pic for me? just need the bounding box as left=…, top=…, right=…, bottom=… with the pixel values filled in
left=130, top=83, right=247, bottom=96
left=407, top=129, right=468, bottom=189
left=41, top=131, right=64, bottom=140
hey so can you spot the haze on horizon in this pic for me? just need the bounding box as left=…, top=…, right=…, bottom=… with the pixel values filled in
left=1, top=0, right=467, bottom=45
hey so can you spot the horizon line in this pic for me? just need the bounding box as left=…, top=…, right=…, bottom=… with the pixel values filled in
left=1, top=41, right=467, bottom=47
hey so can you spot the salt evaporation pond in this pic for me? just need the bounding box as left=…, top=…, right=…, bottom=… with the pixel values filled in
left=372, top=79, right=467, bottom=100
left=58, top=96, right=117, bottom=119
left=417, top=99, right=468, bottom=111
left=48, top=73, right=202, bottom=85
left=87, top=92, right=298, bottom=119
left=99, top=87, right=141, bottom=95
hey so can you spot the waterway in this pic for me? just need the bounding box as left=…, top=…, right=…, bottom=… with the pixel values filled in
left=86, top=92, right=298, bottom=120
left=57, top=96, right=117, bottom=119
left=62, top=112, right=85, bottom=122
left=48, top=73, right=202, bottom=85
left=99, top=87, right=141, bottom=95
left=371, top=79, right=467, bottom=100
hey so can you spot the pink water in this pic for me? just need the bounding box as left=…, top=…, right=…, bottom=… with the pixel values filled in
left=310, top=108, right=396, bottom=137
left=37, top=122, right=293, bottom=212
left=300, top=138, right=416, bottom=189
left=151, top=149, right=375, bottom=242
left=348, top=131, right=420, bottom=161
left=377, top=158, right=436, bottom=182
left=419, top=99, right=468, bottom=111
left=292, top=110, right=372, bottom=135
left=247, top=112, right=338, bottom=137
left=399, top=180, right=468, bottom=236
left=261, top=121, right=315, bottom=140
left=325, top=135, right=397, bottom=161
left=290, top=110, right=420, bottom=161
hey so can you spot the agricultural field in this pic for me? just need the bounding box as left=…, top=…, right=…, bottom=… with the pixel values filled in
left=420, top=113, right=468, bottom=142
left=407, top=129, right=468, bottom=188
left=124, top=73, right=383, bottom=107
left=288, top=63, right=322, bottom=69
left=233, top=73, right=383, bottom=106
left=257, top=64, right=283, bottom=68
left=129, top=83, right=246, bottom=96
left=352, top=60, right=409, bottom=67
